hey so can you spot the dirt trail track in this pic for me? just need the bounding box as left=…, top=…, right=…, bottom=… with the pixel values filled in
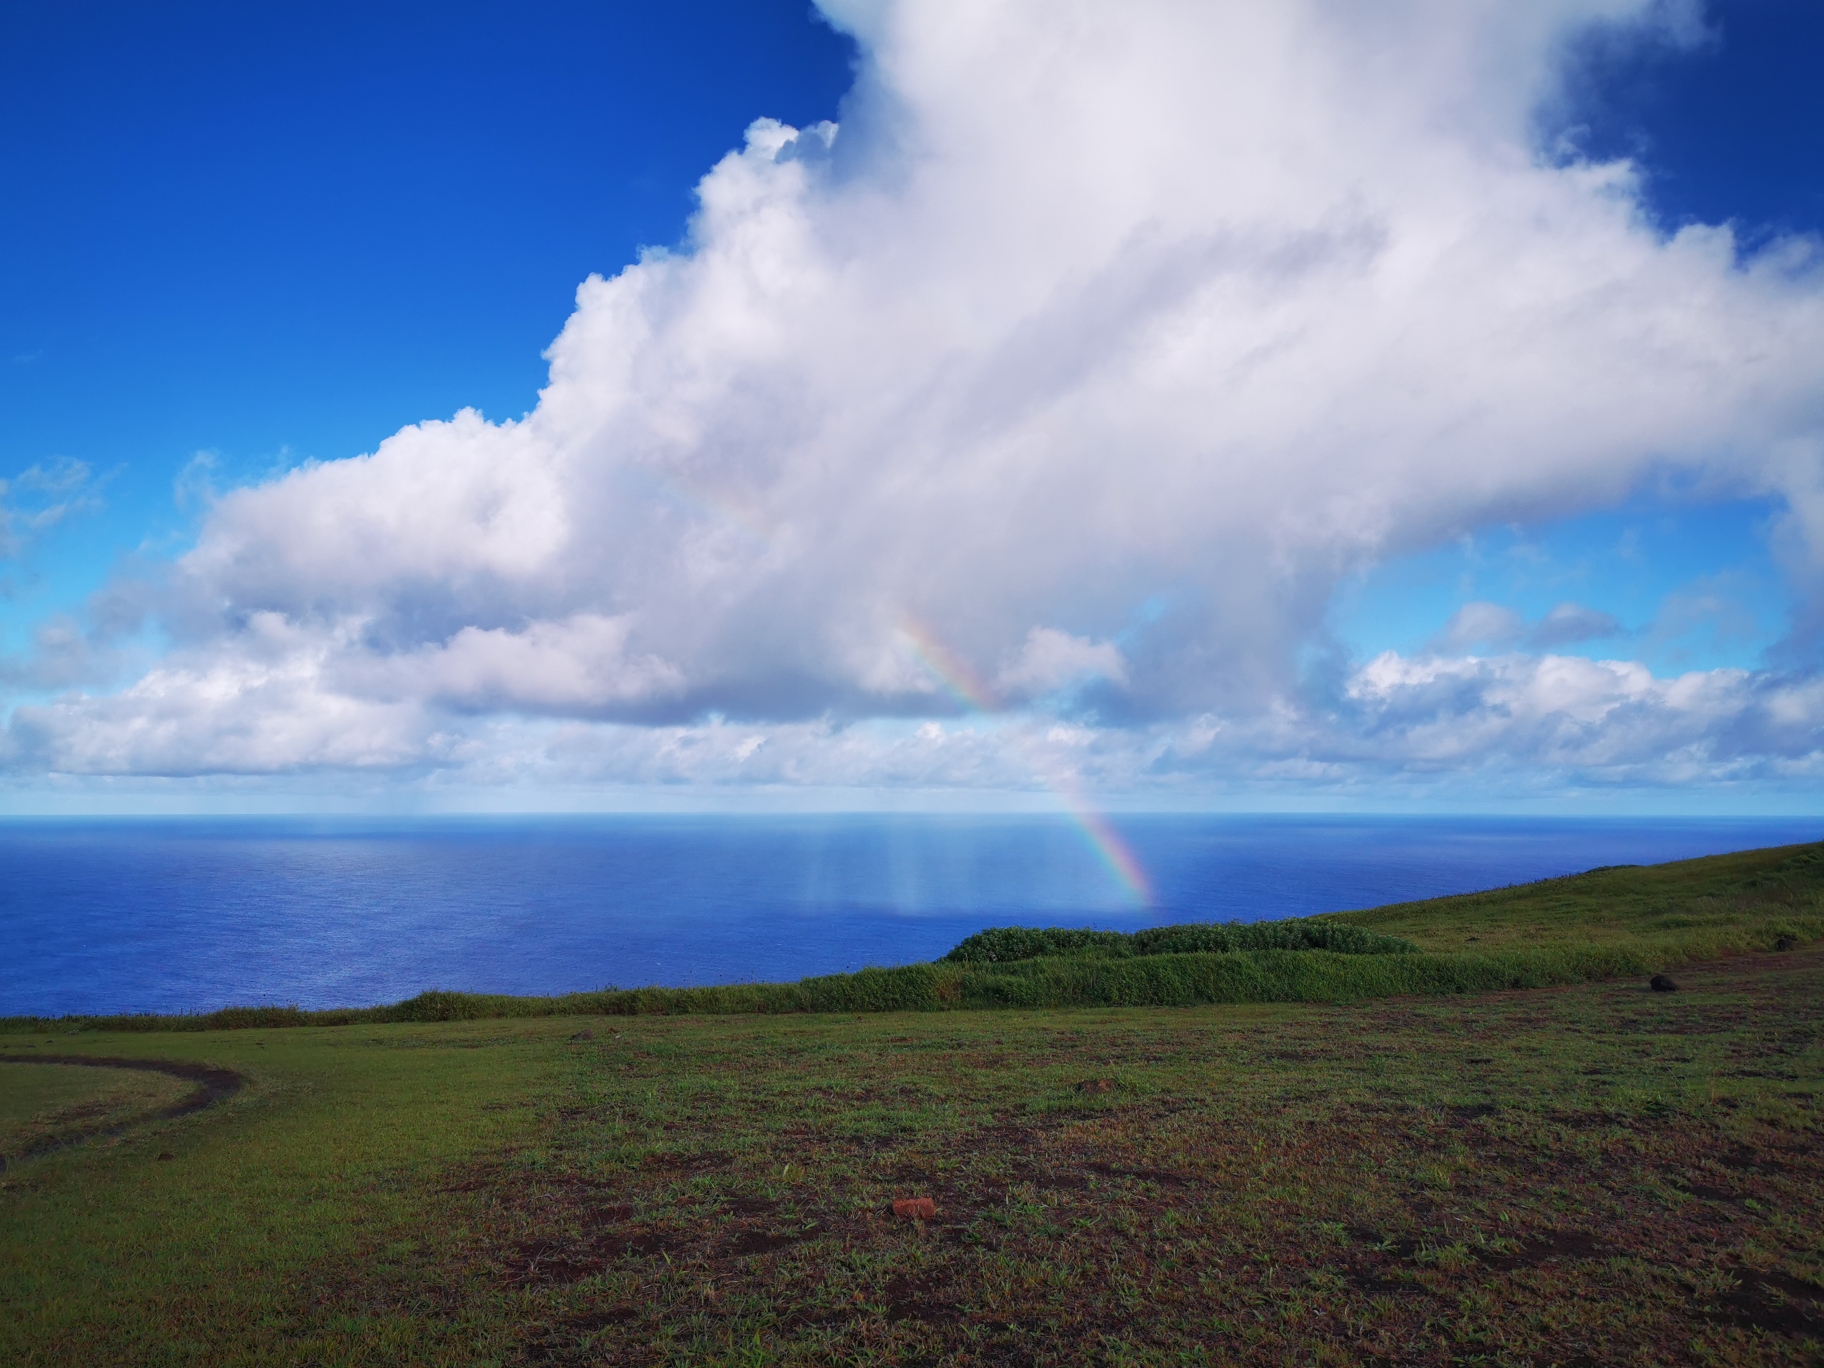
left=0, top=1054, right=245, bottom=1166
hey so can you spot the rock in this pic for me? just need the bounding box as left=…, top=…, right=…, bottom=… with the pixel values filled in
left=156, top=1152, right=176, bottom=1161
left=1076, top=1078, right=1117, bottom=1094
left=569, top=1030, right=595, bottom=1042
left=892, top=1197, right=937, bottom=1220
left=1774, top=934, right=1798, bottom=952
left=1649, top=974, right=1680, bottom=993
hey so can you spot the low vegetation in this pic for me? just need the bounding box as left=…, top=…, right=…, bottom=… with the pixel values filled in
left=941, top=918, right=1419, bottom=963
left=0, top=1063, right=188, bottom=1162
left=1, top=959, right=1819, bottom=1362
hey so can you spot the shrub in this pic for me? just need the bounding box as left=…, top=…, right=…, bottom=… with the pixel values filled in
left=943, top=918, right=1416, bottom=964
left=940, top=926, right=1132, bottom=964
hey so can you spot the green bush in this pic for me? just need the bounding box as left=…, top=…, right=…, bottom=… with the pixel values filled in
left=943, top=918, right=1416, bottom=964
left=940, top=926, right=1131, bottom=963
left=951, top=944, right=1654, bottom=1009
left=1131, top=920, right=1418, bottom=957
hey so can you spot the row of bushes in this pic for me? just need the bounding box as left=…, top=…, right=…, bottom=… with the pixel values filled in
left=610, top=943, right=1659, bottom=1014
left=1, top=941, right=1738, bottom=1032
left=8, top=917, right=1812, bottom=1034
left=942, top=918, right=1418, bottom=964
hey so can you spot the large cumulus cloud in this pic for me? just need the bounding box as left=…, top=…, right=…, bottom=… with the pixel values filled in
left=7, top=0, right=1824, bottom=792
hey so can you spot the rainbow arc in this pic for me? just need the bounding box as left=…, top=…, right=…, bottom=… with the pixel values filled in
left=897, top=612, right=1152, bottom=906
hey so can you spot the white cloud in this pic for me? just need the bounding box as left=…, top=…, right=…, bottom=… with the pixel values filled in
left=335, top=613, right=686, bottom=714
left=1325, top=649, right=1824, bottom=785
left=1529, top=601, right=1624, bottom=648
left=6, top=631, right=434, bottom=777
left=995, top=627, right=1126, bottom=700
left=7, top=0, right=1824, bottom=794
left=10, top=644, right=1821, bottom=795
left=1347, top=650, right=1721, bottom=768
left=1431, top=602, right=1526, bottom=652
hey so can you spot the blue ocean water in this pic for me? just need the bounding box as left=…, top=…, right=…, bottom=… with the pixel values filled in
left=1, top=814, right=1817, bottom=1017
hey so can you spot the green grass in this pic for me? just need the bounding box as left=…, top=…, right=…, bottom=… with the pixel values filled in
left=1, top=841, right=1821, bottom=1364
left=3, top=951, right=1821, bottom=1364
left=1334, top=840, right=1824, bottom=954
left=0, top=1064, right=188, bottom=1161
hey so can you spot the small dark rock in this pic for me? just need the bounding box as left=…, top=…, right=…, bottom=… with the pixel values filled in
left=1774, top=934, right=1798, bottom=952
left=155, top=1152, right=176, bottom=1161
left=569, top=1030, right=595, bottom=1042
left=1650, top=974, right=1680, bottom=993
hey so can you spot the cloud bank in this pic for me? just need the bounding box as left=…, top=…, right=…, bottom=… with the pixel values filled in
left=6, top=0, right=1824, bottom=799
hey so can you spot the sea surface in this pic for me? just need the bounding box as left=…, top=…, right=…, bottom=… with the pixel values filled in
left=2, top=814, right=1817, bottom=1017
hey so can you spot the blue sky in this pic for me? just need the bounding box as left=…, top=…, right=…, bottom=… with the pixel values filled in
left=1329, top=495, right=1792, bottom=675
left=1, top=0, right=852, bottom=639
left=3, top=1, right=1823, bottom=811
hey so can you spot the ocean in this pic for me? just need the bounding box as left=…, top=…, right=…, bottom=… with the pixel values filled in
left=1, top=813, right=1817, bottom=1017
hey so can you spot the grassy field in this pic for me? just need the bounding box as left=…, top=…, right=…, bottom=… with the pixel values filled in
left=1, top=844, right=1821, bottom=1364
left=0, top=1063, right=189, bottom=1160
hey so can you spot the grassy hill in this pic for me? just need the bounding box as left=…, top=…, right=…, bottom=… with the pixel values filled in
left=1334, top=839, right=1824, bottom=953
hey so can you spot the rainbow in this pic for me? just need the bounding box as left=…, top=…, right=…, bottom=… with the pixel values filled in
left=1050, top=778, right=1154, bottom=905
left=897, top=612, right=1152, bottom=906
left=898, top=612, right=1001, bottom=711
left=592, top=498, right=1154, bottom=905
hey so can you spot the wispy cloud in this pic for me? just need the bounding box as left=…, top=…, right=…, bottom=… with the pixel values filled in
left=0, top=457, right=99, bottom=558
left=1428, top=600, right=1625, bottom=654
left=1529, top=603, right=1625, bottom=649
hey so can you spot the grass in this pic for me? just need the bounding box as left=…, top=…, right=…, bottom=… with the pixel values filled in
left=0, top=1064, right=188, bottom=1161
left=0, top=842, right=1820, bottom=1363
left=1333, top=841, right=1824, bottom=955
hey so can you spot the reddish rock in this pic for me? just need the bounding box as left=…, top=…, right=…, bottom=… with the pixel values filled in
left=892, top=1196, right=937, bottom=1220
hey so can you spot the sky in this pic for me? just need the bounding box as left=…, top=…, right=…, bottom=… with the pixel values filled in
left=2, top=0, right=1822, bottom=814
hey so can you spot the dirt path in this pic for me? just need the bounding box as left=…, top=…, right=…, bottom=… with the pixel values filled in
left=0, top=1054, right=245, bottom=1167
